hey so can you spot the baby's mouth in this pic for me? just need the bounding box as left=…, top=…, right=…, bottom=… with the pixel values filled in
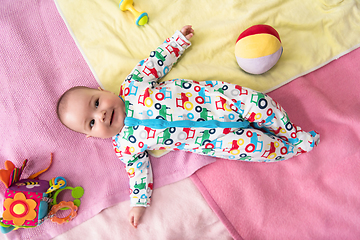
left=110, top=110, right=114, bottom=125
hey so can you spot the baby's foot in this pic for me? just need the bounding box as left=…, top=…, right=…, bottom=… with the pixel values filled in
left=295, top=131, right=320, bottom=155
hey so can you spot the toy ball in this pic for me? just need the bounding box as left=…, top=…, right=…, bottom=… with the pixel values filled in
left=235, top=24, right=283, bottom=74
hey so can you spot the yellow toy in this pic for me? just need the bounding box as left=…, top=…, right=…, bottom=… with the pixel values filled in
left=119, top=0, right=148, bottom=26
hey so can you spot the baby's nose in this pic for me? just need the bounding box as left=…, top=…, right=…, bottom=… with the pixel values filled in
left=98, top=110, right=106, bottom=122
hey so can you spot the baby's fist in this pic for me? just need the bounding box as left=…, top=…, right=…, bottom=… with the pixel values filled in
left=180, top=25, right=194, bottom=40
left=129, top=206, right=146, bottom=228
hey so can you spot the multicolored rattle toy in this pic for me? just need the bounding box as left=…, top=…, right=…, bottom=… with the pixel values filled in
left=0, top=154, right=84, bottom=234
left=119, top=0, right=149, bottom=26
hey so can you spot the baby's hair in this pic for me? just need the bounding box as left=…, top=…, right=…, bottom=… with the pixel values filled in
left=56, top=86, right=91, bottom=127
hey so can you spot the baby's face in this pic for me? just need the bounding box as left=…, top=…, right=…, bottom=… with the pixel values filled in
left=61, top=87, right=125, bottom=139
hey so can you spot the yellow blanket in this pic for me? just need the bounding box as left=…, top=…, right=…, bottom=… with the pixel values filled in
left=55, top=0, right=360, bottom=156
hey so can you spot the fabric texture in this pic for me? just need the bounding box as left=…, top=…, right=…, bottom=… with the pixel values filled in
left=53, top=179, right=233, bottom=240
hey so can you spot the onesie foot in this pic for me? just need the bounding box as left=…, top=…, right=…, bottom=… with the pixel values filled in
left=295, top=131, right=320, bottom=155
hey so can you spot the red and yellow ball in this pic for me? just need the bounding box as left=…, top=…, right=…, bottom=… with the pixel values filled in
left=235, top=24, right=283, bottom=74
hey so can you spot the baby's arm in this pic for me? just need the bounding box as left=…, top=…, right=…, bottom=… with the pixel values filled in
left=123, top=25, right=193, bottom=86
left=113, top=135, right=153, bottom=227
left=118, top=150, right=153, bottom=228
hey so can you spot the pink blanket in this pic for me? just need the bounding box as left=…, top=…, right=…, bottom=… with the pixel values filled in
left=0, top=1, right=213, bottom=239
left=192, top=47, right=360, bottom=239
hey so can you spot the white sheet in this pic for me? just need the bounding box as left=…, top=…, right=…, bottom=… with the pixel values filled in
left=53, top=179, right=232, bottom=240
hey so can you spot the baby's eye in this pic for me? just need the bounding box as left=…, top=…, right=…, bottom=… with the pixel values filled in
left=95, top=99, right=99, bottom=108
left=90, top=119, right=95, bottom=128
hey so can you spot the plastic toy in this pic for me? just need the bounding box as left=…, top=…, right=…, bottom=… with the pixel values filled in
left=0, top=153, right=84, bottom=234
left=119, top=0, right=149, bottom=26
left=235, top=24, right=283, bottom=74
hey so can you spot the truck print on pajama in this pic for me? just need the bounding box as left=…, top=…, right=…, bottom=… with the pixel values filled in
left=112, top=31, right=320, bottom=207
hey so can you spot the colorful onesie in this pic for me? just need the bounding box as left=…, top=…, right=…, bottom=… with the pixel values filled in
left=112, top=31, right=320, bottom=207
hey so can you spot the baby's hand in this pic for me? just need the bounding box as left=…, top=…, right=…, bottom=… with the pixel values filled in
left=129, top=206, right=146, bottom=228
left=180, top=25, right=194, bottom=40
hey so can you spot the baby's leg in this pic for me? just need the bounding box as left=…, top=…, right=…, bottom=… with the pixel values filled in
left=224, top=85, right=320, bottom=154
left=196, top=128, right=298, bottom=162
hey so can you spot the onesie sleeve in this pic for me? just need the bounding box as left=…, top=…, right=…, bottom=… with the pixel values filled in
left=113, top=133, right=153, bottom=207
left=114, top=30, right=191, bottom=207
left=122, top=30, right=191, bottom=87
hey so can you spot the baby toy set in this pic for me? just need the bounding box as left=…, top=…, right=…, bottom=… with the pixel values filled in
left=0, top=154, right=84, bottom=234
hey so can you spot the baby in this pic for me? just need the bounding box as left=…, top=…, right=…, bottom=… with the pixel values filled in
left=57, top=25, right=320, bottom=228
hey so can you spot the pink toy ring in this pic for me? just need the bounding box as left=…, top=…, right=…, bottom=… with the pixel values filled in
left=49, top=201, right=78, bottom=224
